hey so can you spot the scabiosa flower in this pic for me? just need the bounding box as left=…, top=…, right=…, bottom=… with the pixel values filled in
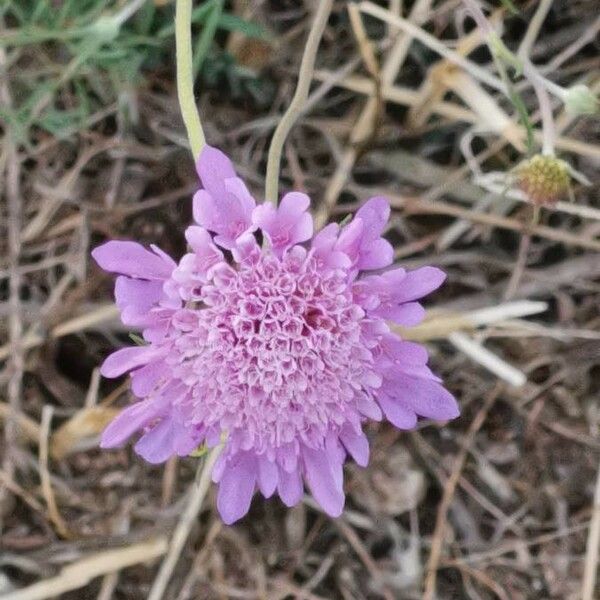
left=93, top=146, right=459, bottom=524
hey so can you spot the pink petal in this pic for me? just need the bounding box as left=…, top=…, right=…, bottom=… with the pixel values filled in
left=336, top=197, right=393, bottom=272
left=130, top=361, right=165, bottom=397
left=192, top=190, right=219, bottom=231
left=380, top=335, right=429, bottom=366
left=134, top=418, right=179, bottom=464
left=355, top=196, right=390, bottom=241
left=100, top=346, right=165, bottom=378
left=356, top=238, right=394, bottom=271
left=173, top=424, right=204, bottom=457
left=231, top=232, right=261, bottom=265
left=311, top=223, right=351, bottom=269
left=216, top=452, right=257, bottom=524
left=252, top=202, right=276, bottom=234
left=115, top=277, right=164, bottom=325
left=291, top=212, right=314, bottom=245
left=335, top=218, right=364, bottom=264
left=257, top=457, right=278, bottom=498
left=184, top=226, right=224, bottom=274
left=223, top=177, right=257, bottom=223
left=277, top=467, right=303, bottom=507
left=374, top=302, right=425, bottom=326
left=280, top=191, right=310, bottom=213
left=196, top=145, right=237, bottom=199
left=302, top=445, right=345, bottom=518
left=356, top=393, right=383, bottom=420
left=253, top=192, right=313, bottom=257
left=377, top=393, right=418, bottom=429
left=100, top=398, right=163, bottom=448
left=193, top=177, right=256, bottom=250
left=393, top=267, right=446, bottom=303
left=92, top=241, right=175, bottom=280
left=385, top=374, right=459, bottom=421
left=339, top=426, right=369, bottom=467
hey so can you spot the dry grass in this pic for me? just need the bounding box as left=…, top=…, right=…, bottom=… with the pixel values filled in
left=1, top=1, right=599, bottom=599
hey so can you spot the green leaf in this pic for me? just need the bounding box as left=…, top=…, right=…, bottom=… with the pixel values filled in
left=217, top=13, right=271, bottom=40
left=193, top=0, right=224, bottom=76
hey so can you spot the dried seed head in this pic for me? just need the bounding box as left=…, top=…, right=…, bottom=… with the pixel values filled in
left=515, top=154, right=571, bottom=206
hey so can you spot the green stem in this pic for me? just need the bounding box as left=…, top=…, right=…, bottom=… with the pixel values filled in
left=175, top=0, right=205, bottom=158
left=264, top=0, right=334, bottom=205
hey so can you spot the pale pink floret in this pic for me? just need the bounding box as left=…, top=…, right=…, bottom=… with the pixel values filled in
left=252, top=191, right=313, bottom=257
left=94, top=146, right=459, bottom=524
left=192, top=146, right=257, bottom=249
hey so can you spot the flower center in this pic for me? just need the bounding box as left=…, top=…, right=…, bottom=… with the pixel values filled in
left=166, top=249, right=377, bottom=452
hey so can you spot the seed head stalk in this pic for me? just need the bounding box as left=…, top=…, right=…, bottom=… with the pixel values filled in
left=265, top=0, right=334, bottom=205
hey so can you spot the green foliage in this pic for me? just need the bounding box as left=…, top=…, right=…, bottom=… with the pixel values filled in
left=2, top=0, right=269, bottom=144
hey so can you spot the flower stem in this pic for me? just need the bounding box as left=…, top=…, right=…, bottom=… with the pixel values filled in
left=265, top=0, right=334, bottom=205
left=517, top=0, right=553, bottom=59
left=175, top=0, right=206, bottom=158
left=524, top=60, right=555, bottom=155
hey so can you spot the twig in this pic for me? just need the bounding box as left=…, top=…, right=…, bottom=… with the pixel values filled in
left=581, top=457, right=600, bottom=600
left=358, top=2, right=506, bottom=92
left=1, top=539, right=168, bottom=600
left=264, top=0, right=333, bottom=204
left=423, top=385, right=501, bottom=600
left=448, top=332, right=527, bottom=387
left=347, top=3, right=379, bottom=79
left=381, top=190, right=600, bottom=252
left=313, top=69, right=476, bottom=121
left=1, top=41, right=23, bottom=532
left=0, top=402, right=40, bottom=442
left=311, top=70, right=600, bottom=159
left=176, top=0, right=206, bottom=157
left=397, top=300, right=548, bottom=342
left=316, top=0, right=435, bottom=227
left=96, top=512, right=132, bottom=600
left=518, top=0, right=554, bottom=59
left=504, top=231, right=532, bottom=301
left=542, top=15, right=600, bottom=73
left=0, top=304, right=118, bottom=361
left=39, top=406, right=71, bottom=539
left=147, top=445, right=222, bottom=600
left=334, top=520, right=394, bottom=600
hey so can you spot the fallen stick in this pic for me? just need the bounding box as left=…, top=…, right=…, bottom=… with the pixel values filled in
left=1, top=538, right=168, bottom=600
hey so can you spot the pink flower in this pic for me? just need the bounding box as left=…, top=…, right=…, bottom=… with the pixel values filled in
left=93, top=146, right=458, bottom=524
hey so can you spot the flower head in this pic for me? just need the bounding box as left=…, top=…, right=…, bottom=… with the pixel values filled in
left=515, top=153, right=571, bottom=206
left=93, top=146, right=458, bottom=524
